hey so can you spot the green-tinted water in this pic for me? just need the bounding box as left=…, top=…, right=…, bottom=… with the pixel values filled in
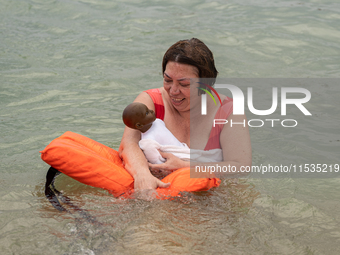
left=1, top=0, right=340, bottom=254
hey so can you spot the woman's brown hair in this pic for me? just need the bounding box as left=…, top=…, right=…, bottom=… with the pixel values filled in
left=162, top=38, right=218, bottom=80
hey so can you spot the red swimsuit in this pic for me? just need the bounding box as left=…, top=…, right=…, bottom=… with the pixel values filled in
left=144, top=88, right=233, bottom=150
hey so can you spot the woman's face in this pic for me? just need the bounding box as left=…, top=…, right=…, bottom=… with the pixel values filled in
left=163, top=61, right=199, bottom=112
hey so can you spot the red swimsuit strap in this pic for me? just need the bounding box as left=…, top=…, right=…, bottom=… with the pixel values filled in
left=144, top=89, right=165, bottom=120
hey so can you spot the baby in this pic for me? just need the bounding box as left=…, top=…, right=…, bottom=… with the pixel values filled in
left=122, top=102, right=189, bottom=164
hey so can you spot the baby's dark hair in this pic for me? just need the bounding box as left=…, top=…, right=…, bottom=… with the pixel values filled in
left=122, top=103, right=144, bottom=128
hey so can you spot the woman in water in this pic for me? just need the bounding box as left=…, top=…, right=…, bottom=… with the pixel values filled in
left=119, top=38, right=252, bottom=192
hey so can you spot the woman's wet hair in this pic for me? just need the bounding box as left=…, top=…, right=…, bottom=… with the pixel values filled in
left=162, top=38, right=218, bottom=91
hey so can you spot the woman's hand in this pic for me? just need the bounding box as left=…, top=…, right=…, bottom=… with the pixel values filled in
left=149, top=151, right=190, bottom=177
left=134, top=171, right=170, bottom=190
left=133, top=171, right=170, bottom=200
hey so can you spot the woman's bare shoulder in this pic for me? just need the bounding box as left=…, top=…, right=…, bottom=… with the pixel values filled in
left=133, top=88, right=163, bottom=111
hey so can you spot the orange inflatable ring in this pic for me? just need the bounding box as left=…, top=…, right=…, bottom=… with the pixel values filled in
left=40, top=131, right=220, bottom=198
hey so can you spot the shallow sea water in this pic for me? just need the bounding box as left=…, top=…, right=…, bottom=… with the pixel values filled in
left=1, top=0, right=340, bottom=254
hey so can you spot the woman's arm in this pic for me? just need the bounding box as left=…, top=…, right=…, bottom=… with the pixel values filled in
left=218, top=113, right=252, bottom=177
left=118, top=91, right=170, bottom=191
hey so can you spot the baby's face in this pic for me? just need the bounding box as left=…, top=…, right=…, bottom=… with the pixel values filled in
left=135, top=104, right=156, bottom=128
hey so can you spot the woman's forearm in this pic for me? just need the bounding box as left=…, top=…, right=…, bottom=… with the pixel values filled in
left=118, top=128, right=172, bottom=191
left=118, top=130, right=150, bottom=178
left=120, top=144, right=150, bottom=178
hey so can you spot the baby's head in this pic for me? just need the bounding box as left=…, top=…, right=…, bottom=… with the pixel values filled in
left=122, top=102, right=156, bottom=133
